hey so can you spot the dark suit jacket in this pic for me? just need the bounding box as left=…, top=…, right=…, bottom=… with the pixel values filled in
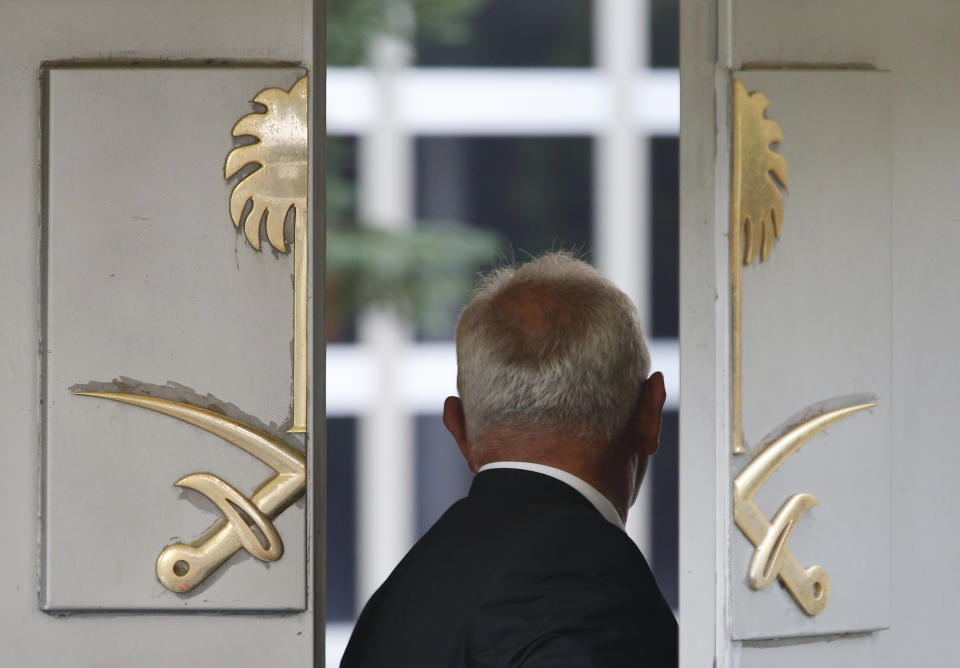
left=341, top=468, right=678, bottom=667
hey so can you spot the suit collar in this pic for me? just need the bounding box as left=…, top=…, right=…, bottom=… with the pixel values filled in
left=477, top=462, right=625, bottom=529
left=468, top=467, right=608, bottom=524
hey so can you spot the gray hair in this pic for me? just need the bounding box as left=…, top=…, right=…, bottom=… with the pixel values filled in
left=455, top=252, right=651, bottom=444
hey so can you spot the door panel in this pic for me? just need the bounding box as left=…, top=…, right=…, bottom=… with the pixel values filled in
left=682, top=2, right=960, bottom=665
left=739, top=633, right=877, bottom=668
left=43, top=66, right=307, bottom=611
left=732, top=71, right=891, bottom=639
left=0, top=1, right=319, bottom=664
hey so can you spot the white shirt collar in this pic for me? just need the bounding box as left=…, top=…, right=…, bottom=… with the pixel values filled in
left=477, top=461, right=625, bottom=530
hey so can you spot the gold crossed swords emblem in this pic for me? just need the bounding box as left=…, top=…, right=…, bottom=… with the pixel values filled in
left=76, top=393, right=306, bottom=593
left=733, top=402, right=875, bottom=615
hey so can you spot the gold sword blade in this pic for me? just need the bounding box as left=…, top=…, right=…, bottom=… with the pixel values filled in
left=732, top=401, right=875, bottom=615
left=76, top=392, right=306, bottom=592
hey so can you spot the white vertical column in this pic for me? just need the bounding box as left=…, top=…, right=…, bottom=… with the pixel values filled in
left=593, top=0, right=655, bottom=557
left=357, top=30, right=417, bottom=606
left=594, top=0, right=649, bottom=323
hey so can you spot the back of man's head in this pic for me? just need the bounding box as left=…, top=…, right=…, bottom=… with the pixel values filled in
left=455, top=252, right=651, bottom=448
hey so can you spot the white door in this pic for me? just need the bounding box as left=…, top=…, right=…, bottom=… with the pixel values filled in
left=680, top=1, right=960, bottom=666
left=0, top=2, right=321, bottom=665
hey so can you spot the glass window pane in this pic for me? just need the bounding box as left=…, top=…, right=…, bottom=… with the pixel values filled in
left=327, top=136, right=360, bottom=344
left=652, top=409, right=679, bottom=612
left=650, top=136, right=679, bottom=338
left=415, top=136, right=594, bottom=338
left=415, top=0, right=593, bottom=67
left=416, top=136, right=593, bottom=258
left=650, top=0, right=679, bottom=68
left=326, top=417, right=358, bottom=621
left=415, top=415, right=474, bottom=538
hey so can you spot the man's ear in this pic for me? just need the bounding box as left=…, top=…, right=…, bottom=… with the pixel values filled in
left=636, top=372, right=666, bottom=456
left=443, top=396, right=476, bottom=473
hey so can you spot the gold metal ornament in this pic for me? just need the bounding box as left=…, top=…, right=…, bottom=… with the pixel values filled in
left=732, top=80, right=788, bottom=266
left=728, top=79, right=877, bottom=616
left=733, top=402, right=875, bottom=616
left=70, top=74, right=312, bottom=594
left=730, top=79, right=788, bottom=455
left=76, top=392, right=306, bottom=594
left=225, top=76, right=309, bottom=434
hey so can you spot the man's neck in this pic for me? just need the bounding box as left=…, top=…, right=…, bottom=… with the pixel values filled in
left=478, top=461, right=625, bottom=528
left=472, top=429, right=633, bottom=523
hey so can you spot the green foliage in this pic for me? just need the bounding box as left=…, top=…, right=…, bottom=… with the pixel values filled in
left=326, top=138, right=500, bottom=337
left=327, top=224, right=500, bottom=337
left=412, top=0, right=486, bottom=45
left=328, top=0, right=486, bottom=65
left=414, top=0, right=592, bottom=68
left=326, top=138, right=358, bottom=229
left=326, top=2, right=500, bottom=334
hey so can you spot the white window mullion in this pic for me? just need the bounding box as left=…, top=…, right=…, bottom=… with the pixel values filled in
left=356, top=34, right=417, bottom=607
left=326, top=68, right=679, bottom=136
left=594, top=0, right=656, bottom=559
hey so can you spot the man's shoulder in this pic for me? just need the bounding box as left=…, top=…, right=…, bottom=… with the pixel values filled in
left=425, top=474, right=651, bottom=596
left=479, top=504, right=659, bottom=603
left=342, top=487, right=676, bottom=668
left=465, top=504, right=677, bottom=667
left=495, top=499, right=633, bottom=560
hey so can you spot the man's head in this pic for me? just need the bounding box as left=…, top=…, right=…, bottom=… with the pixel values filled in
left=443, top=252, right=665, bottom=518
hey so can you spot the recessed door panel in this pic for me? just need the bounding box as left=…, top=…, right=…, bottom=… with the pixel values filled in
left=43, top=67, right=308, bottom=611
left=732, top=71, right=891, bottom=639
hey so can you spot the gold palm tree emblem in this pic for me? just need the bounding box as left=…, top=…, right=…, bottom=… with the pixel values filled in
left=225, top=76, right=309, bottom=433
left=730, top=80, right=788, bottom=454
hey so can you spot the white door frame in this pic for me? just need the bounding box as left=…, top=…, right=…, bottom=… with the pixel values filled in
left=678, top=0, right=735, bottom=664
